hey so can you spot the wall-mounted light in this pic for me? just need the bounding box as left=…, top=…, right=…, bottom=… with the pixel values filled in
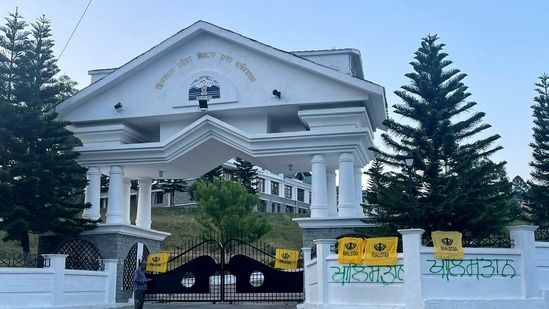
left=198, top=95, right=208, bottom=111
left=288, top=164, right=293, bottom=171
left=272, top=89, right=281, bottom=99
left=114, top=102, right=123, bottom=112
left=158, top=171, right=164, bottom=178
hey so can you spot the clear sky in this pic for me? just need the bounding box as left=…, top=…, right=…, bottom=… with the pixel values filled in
left=1, top=0, right=547, bottom=181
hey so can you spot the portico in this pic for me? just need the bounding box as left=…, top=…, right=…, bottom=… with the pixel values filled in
left=51, top=19, right=388, bottom=305
left=56, top=21, right=387, bottom=233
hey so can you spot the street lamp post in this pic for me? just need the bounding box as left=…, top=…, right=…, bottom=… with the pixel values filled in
left=404, top=153, right=414, bottom=228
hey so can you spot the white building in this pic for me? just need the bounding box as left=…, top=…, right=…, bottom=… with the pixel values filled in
left=55, top=20, right=387, bottom=229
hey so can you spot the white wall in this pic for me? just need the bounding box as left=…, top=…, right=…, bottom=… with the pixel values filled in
left=537, top=242, right=549, bottom=290
left=0, top=255, right=120, bottom=309
left=303, top=226, right=549, bottom=309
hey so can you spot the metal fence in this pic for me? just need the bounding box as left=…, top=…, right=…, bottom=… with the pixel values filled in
left=535, top=227, right=549, bottom=241
left=0, top=254, right=50, bottom=268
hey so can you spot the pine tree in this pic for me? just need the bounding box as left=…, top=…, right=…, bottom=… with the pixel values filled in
left=0, top=9, right=28, bottom=103
left=527, top=73, right=549, bottom=227
left=364, top=159, right=410, bottom=234
left=155, top=179, right=188, bottom=207
left=188, top=165, right=224, bottom=201
left=511, top=175, right=528, bottom=203
left=368, top=34, right=517, bottom=238
left=233, top=157, right=258, bottom=194
left=0, top=11, right=97, bottom=257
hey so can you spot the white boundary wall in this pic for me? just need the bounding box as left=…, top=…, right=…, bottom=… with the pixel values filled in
left=302, top=225, right=549, bottom=309
left=0, top=254, right=122, bottom=309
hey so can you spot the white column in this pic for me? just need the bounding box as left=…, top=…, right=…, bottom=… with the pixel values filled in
left=314, top=239, right=336, bottom=305
left=355, top=166, right=364, bottom=216
left=136, top=177, right=152, bottom=228
left=103, top=259, right=118, bottom=305
left=43, top=254, right=68, bottom=306
left=122, top=178, right=131, bottom=225
left=83, top=166, right=101, bottom=220
left=326, top=169, right=338, bottom=217
left=106, top=166, right=124, bottom=224
left=398, top=228, right=425, bottom=309
left=337, top=152, right=355, bottom=217
left=508, top=225, right=541, bottom=298
left=301, top=247, right=312, bottom=303
left=310, top=154, right=328, bottom=217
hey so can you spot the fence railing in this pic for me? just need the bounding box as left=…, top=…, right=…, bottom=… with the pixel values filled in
left=0, top=254, right=50, bottom=268
left=535, top=227, right=549, bottom=241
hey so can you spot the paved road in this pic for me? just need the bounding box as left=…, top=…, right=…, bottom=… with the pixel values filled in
left=119, top=302, right=300, bottom=309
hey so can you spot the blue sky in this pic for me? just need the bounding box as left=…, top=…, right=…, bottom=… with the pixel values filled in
left=1, top=0, right=547, bottom=181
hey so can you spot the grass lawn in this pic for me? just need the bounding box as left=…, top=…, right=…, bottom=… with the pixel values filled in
left=1, top=207, right=306, bottom=256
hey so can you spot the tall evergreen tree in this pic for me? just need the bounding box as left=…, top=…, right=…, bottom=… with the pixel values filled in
left=0, top=9, right=28, bottom=103
left=0, top=11, right=97, bottom=257
left=527, top=73, right=549, bottom=227
left=511, top=175, right=528, bottom=203
left=233, top=157, right=258, bottom=194
left=155, top=179, right=188, bottom=207
left=364, top=159, right=410, bottom=234
left=202, top=165, right=224, bottom=181
left=188, top=165, right=224, bottom=201
left=368, top=34, right=517, bottom=238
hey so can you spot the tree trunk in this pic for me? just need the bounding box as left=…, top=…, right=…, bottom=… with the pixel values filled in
left=20, top=232, right=32, bottom=267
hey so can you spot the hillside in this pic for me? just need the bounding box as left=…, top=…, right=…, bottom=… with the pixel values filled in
left=150, top=207, right=306, bottom=251
left=0, top=207, right=306, bottom=255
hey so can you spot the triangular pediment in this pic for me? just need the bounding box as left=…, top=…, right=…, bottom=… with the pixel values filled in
left=55, top=20, right=387, bottom=179
left=56, top=20, right=386, bottom=143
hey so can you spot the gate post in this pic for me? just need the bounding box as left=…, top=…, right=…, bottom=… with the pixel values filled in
left=220, top=242, right=226, bottom=302
left=301, top=247, right=312, bottom=304
left=398, top=228, right=425, bottom=309
left=314, top=239, right=336, bottom=305
left=43, top=254, right=68, bottom=306
left=104, top=259, right=118, bottom=305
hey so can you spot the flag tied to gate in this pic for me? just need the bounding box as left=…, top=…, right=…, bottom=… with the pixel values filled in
left=363, top=237, right=398, bottom=265
left=337, top=237, right=365, bottom=264
left=275, top=249, right=300, bottom=270
left=431, top=231, right=464, bottom=259
left=146, top=252, right=170, bottom=273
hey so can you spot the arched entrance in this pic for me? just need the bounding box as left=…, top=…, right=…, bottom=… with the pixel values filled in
left=54, top=20, right=387, bottom=305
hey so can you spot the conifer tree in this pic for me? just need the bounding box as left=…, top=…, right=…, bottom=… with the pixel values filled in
left=155, top=179, right=188, bottom=207
left=511, top=175, right=528, bottom=203
left=0, top=11, right=97, bottom=257
left=364, top=159, right=410, bottom=234
left=368, top=34, right=517, bottom=238
left=233, top=157, right=258, bottom=194
left=527, top=73, right=549, bottom=227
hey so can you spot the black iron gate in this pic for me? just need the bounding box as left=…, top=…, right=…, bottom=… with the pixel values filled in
left=144, top=239, right=303, bottom=303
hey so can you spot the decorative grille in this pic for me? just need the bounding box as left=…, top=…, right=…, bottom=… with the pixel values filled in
left=122, top=243, right=150, bottom=290
left=55, top=239, right=104, bottom=270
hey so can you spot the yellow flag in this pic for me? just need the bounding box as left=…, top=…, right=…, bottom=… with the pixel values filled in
left=337, top=237, right=365, bottom=264
left=432, top=231, right=464, bottom=260
left=146, top=252, right=170, bottom=273
left=274, top=249, right=300, bottom=270
left=363, top=237, right=398, bottom=265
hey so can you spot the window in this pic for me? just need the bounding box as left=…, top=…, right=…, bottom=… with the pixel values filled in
left=258, top=200, right=267, bottom=212
left=257, top=178, right=265, bottom=193
left=297, top=188, right=305, bottom=202
left=153, top=192, right=163, bottom=204
left=284, top=185, right=292, bottom=199
left=271, top=181, right=279, bottom=196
